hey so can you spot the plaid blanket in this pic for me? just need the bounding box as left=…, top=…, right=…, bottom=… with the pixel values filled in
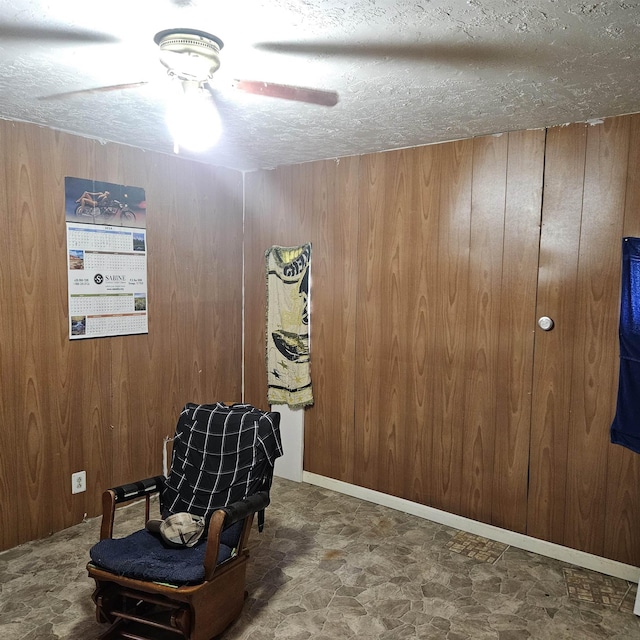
left=162, top=402, right=283, bottom=519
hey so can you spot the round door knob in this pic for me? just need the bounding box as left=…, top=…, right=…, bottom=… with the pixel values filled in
left=538, top=316, right=554, bottom=331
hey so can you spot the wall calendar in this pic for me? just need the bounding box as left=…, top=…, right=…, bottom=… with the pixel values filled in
left=65, top=177, right=148, bottom=340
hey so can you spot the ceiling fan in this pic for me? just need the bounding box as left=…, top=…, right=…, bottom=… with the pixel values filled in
left=31, top=26, right=339, bottom=153
left=41, top=28, right=339, bottom=108
left=157, top=29, right=339, bottom=107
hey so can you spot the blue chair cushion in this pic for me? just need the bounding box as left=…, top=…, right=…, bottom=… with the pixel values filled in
left=89, top=524, right=241, bottom=585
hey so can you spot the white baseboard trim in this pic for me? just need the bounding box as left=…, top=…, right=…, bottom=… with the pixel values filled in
left=302, top=471, right=640, bottom=584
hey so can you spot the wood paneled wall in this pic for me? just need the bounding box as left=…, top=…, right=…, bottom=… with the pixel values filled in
left=244, top=114, right=640, bottom=566
left=0, top=121, right=244, bottom=552
left=3, top=113, right=639, bottom=566
left=244, top=158, right=360, bottom=483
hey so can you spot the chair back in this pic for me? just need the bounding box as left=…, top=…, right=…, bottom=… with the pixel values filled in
left=161, top=402, right=283, bottom=522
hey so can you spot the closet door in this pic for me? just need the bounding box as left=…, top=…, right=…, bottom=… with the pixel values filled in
left=527, top=116, right=640, bottom=565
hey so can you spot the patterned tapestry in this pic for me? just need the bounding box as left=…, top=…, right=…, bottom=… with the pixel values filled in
left=266, top=243, right=313, bottom=408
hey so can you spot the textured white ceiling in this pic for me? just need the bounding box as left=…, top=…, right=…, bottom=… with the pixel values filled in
left=0, top=0, right=638, bottom=171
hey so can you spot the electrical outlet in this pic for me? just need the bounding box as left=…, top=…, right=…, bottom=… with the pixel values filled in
left=72, top=470, right=86, bottom=494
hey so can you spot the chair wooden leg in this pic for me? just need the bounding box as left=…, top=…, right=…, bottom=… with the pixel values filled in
left=90, top=552, right=250, bottom=640
left=93, top=580, right=190, bottom=639
left=97, top=616, right=126, bottom=640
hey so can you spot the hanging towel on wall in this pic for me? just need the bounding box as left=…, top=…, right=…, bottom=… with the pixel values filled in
left=266, top=244, right=313, bottom=409
left=610, top=237, right=640, bottom=454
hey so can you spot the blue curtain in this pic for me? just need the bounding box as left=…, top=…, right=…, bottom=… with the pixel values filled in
left=610, top=237, right=640, bottom=454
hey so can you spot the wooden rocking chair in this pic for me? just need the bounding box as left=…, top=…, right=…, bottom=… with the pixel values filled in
left=87, top=402, right=283, bottom=640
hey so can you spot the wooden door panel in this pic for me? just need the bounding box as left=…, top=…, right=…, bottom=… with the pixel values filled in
left=528, top=115, right=638, bottom=563
left=527, top=123, right=587, bottom=545
left=603, top=115, right=640, bottom=566
left=492, top=129, right=545, bottom=533
left=563, top=117, right=629, bottom=556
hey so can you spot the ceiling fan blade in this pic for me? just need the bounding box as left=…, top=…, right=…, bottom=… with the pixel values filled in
left=233, top=80, right=339, bottom=107
left=40, top=82, right=150, bottom=101
left=253, top=41, right=539, bottom=67
left=0, top=24, right=119, bottom=44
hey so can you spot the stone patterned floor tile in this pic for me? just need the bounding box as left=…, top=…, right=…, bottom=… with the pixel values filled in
left=2, top=477, right=640, bottom=639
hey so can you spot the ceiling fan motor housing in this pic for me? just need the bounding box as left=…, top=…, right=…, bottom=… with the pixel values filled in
left=154, top=28, right=224, bottom=83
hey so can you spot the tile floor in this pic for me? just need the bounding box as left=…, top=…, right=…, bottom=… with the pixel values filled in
left=1, top=477, right=639, bottom=639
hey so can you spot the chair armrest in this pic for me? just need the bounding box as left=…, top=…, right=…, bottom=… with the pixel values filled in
left=109, top=475, right=166, bottom=504
left=202, top=492, right=271, bottom=580
left=221, top=492, right=270, bottom=527
left=100, top=475, right=165, bottom=540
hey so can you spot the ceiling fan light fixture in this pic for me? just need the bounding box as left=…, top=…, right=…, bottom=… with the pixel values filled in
left=165, top=81, right=221, bottom=153
left=154, top=28, right=224, bottom=83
